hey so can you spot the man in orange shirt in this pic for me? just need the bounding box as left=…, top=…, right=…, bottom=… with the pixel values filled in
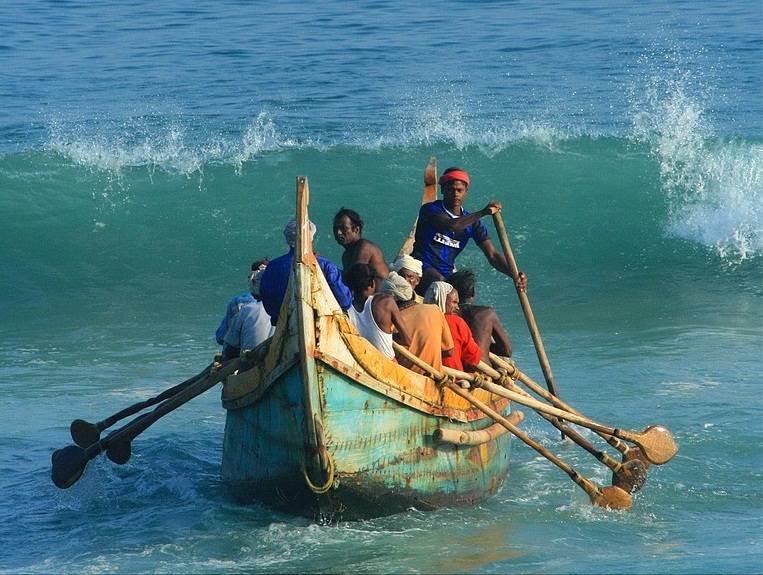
left=379, top=271, right=454, bottom=374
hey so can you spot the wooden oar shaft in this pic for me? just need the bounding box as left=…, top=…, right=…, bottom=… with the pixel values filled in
left=396, top=343, right=623, bottom=452
left=458, top=367, right=675, bottom=464
left=393, top=342, right=447, bottom=381
left=492, top=211, right=558, bottom=398
left=98, top=365, right=212, bottom=431
left=444, top=381, right=603, bottom=502
left=489, top=353, right=631, bottom=454
left=474, top=362, right=624, bottom=472
left=105, top=358, right=240, bottom=450
left=392, top=342, right=631, bottom=508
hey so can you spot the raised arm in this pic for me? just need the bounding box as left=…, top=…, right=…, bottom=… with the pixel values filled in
left=427, top=200, right=501, bottom=234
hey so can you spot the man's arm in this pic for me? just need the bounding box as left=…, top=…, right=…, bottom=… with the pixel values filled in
left=387, top=299, right=412, bottom=347
left=477, top=239, right=529, bottom=291
left=359, top=240, right=389, bottom=288
left=477, top=238, right=512, bottom=275
left=488, top=310, right=512, bottom=357
left=427, top=201, right=501, bottom=233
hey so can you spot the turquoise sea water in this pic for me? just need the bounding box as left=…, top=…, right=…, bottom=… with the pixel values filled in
left=1, top=1, right=761, bottom=573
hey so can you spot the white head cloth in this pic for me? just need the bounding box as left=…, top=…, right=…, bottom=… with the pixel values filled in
left=391, top=254, right=423, bottom=277
left=380, top=271, right=414, bottom=303
left=248, top=262, right=268, bottom=296
left=424, top=281, right=454, bottom=313
left=283, top=218, right=317, bottom=248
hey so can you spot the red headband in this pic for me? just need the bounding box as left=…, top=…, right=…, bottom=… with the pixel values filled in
left=438, top=170, right=470, bottom=187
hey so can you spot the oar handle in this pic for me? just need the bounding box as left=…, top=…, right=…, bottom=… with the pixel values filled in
left=392, top=342, right=447, bottom=382
left=492, top=211, right=559, bottom=398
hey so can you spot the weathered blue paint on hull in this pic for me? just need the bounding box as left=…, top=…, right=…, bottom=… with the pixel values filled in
left=222, top=361, right=514, bottom=520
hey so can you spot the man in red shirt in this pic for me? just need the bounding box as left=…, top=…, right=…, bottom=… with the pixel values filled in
left=424, top=281, right=481, bottom=372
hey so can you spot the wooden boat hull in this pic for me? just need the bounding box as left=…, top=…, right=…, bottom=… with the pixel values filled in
left=220, top=176, right=519, bottom=520
left=222, top=359, right=517, bottom=520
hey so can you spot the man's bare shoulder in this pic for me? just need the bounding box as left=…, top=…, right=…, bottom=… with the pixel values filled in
left=461, top=303, right=497, bottom=321
left=357, top=238, right=384, bottom=254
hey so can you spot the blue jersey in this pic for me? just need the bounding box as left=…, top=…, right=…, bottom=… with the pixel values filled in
left=412, top=200, right=490, bottom=277
left=260, top=248, right=352, bottom=326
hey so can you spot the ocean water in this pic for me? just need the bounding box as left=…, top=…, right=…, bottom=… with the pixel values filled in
left=1, top=1, right=761, bottom=573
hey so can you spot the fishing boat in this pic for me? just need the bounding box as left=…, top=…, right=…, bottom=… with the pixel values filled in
left=51, top=159, right=675, bottom=514
left=219, top=173, right=522, bottom=520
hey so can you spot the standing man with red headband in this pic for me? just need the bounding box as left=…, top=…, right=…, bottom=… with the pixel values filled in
left=411, top=166, right=527, bottom=294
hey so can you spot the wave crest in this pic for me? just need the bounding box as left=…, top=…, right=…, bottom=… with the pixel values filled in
left=630, top=48, right=762, bottom=264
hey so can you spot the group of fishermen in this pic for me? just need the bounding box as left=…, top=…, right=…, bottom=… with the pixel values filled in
left=216, top=167, right=528, bottom=375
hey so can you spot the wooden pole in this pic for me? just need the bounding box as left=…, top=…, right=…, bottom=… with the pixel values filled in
left=398, top=157, right=438, bottom=258
left=490, top=353, right=650, bottom=464
left=492, top=211, right=559, bottom=399
left=391, top=342, right=632, bottom=509
left=447, top=366, right=676, bottom=466
left=445, top=381, right=632, bottom=509
left=474, top=361, right=646, bottom=493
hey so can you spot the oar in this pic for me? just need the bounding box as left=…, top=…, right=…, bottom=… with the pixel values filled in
left=70, top=364, right=213, bottom=448
left=492, top=210, right=559, bottom=399
left=490, top=352, right=654, bottom=470
left=391, top=343, right=632, bottom=509
left=441, top=363, right=677, bottom=465
left=398, top=156, right=438, bottom=258
left=474, top=361, right=646, bottom=493
left=51, top=358, right=239, bottom=489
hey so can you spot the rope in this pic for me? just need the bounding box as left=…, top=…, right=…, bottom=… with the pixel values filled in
left=496, top=367, right=516, bottom=388
left=302, top=451, right=335, bottom=494
left=471, top=373, right=492, bottom=389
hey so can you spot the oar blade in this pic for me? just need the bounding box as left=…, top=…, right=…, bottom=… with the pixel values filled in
left=592, top=485, right=633, bottom=510
left=106, top=441, right=132, bottom=465
left=51, top=445, right=88, bottom=489
left=639, top=425, right=678, bottom=465
left=612, top=459, right=648, bottom=493
left=70, top=419, right=100, bottom=448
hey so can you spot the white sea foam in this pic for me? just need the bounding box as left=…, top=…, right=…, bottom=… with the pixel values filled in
left=44, top=111, right=308, bottom=176
left=43, top=98, right=578, bottom=178
left=630, top=48, right=762, bottom=264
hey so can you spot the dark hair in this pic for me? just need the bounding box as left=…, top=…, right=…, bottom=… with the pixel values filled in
left=447, top=269, right=476, bottom=301
left=344, top=263, right=375, bottom=292
left=251, top=258, right=269, bottom=270
left=334, top=207, right=363, bottom=232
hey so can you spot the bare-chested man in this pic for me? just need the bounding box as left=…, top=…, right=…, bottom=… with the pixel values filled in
left=333, top=207, right=389, bottom=289
left=345, top=263, right=411, bottom=359
left=447, top=269, right=514, bottom=360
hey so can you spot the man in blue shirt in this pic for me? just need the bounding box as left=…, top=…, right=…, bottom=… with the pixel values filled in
left=215, top=260, right=268, bottom=345
left=260, top=219, right=352, bottom=326
left=412, top=167, right=526, bottom=294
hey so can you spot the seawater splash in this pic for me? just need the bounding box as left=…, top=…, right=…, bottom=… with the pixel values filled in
left=233, top=112, right=303, bottom=174
left=44, top=111, right=306, bottom=177
left=361, top=85, right=578, bottom=152
left=630, top=48, right=762, bottom=264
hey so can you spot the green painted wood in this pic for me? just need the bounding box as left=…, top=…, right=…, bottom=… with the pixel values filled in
left=221, top=359, right=514, bottom=519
